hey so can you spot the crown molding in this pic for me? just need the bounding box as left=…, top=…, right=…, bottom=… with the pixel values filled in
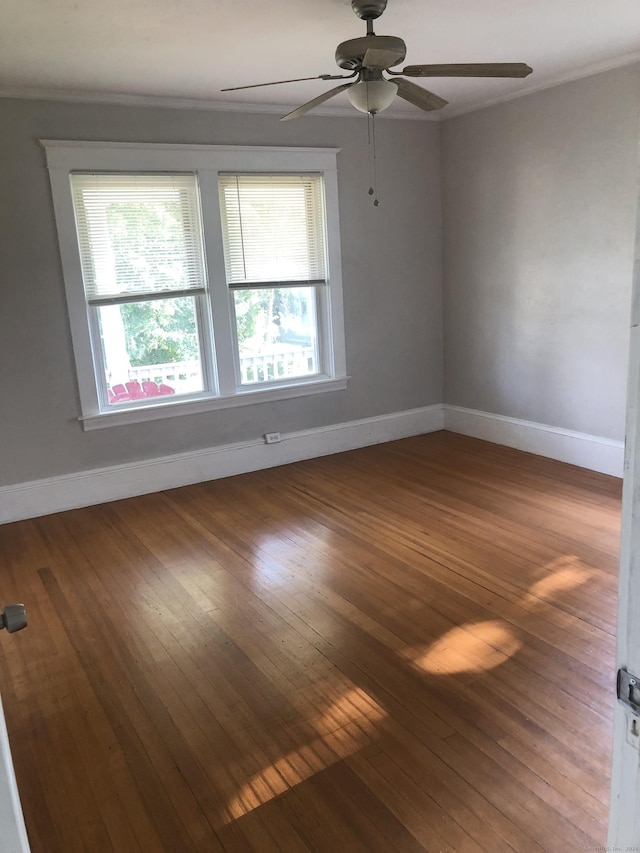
left=0, top=85, right=437, bottom=121
left=1, top=49, right=638, bottom=123
left=443, top=50, right=640, bottom=119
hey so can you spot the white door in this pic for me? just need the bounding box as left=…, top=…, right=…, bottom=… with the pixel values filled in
left=608, top=189, right=640, bottom=845
left=0, top=691, right=30, bottom=852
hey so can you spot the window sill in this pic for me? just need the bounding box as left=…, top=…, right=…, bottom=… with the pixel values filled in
left=79, top=376, right=349, bottom=431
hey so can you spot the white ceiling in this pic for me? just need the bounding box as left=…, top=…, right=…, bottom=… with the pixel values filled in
left=1, top=0, right=639, bottom=118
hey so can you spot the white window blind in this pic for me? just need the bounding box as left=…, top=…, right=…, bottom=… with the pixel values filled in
left=70, top=173, right=206, bottom=304
left=218, top=175, right=327, bottom=287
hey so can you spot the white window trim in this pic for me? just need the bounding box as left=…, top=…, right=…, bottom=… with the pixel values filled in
left=42, top=141, right=348, bottom=430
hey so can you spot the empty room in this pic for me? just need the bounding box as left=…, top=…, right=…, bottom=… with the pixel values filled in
left=1, top=0, right=639, bottom=849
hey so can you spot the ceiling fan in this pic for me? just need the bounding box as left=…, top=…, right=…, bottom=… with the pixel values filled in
left=221, top=0, right=533, bottom=120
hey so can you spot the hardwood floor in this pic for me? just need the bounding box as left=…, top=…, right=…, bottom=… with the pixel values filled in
left=0, top=432, right=622, bottom=852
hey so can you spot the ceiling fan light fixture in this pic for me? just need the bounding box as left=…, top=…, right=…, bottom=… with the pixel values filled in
left=228, top=0, right=532, bottom=121
left=347, top=78, right=397, bottom=114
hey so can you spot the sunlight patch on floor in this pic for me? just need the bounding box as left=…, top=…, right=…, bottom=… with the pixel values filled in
left=521, top=555, right=594, bottom=610
left=406, top=619, right=523, bottom=675
left=225, top=687, right=387, bottom=822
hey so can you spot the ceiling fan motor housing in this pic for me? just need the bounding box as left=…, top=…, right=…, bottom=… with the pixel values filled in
left=351, top=0, right=388, bottom=20
left=335, top=35, right=406, bottom=70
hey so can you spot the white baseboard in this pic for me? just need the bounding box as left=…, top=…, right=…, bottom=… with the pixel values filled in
left=1, top=403, right=622, bottom=525
left=0, top=405, right=444, bottom=524
left=443, top=404, right=624, bottom=478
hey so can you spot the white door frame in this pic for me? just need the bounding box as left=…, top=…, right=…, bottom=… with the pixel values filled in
left=608, top=177, right=640, bottom=845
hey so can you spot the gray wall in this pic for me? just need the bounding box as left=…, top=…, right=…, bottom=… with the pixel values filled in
left=442, top=65, right=640, bottom=440
left=0, top=99, right=443, bottom=486
left=5, top=64, right=636, bottom=489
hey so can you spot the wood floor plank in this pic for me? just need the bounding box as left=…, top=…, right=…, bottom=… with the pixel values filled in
left=0, top=433, right=620, bottom=851
left=347, top=749, right=499, bottom=852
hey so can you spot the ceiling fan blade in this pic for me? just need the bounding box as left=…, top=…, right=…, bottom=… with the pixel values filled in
left=221, top=74, right=352, bottom=92
left=280, top=82, right=354, bottom=121
left=361, top=38, right=406, bottom=70
left=362, top=47, right=399, bottom=69
left=399, top=62, right=533, bottom=79
left=395, top=78, right=448, bottom=112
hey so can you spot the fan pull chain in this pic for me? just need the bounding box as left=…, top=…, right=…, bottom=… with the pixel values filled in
left=367, top=112, right=380, bottom=207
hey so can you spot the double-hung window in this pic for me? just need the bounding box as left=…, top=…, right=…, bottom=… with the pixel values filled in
left=220, top=175, right=326, bottom=387
left=44, top=142, right=347, bottom=429
left=71, top=173, right=211, bottom=405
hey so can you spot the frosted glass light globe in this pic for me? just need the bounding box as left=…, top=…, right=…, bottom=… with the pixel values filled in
left=346, top=79, right=397, bottom=114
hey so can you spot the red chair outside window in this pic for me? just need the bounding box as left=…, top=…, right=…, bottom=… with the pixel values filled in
left=125, top=380, right=145, bottom=399
left=109, top=383, right=131, bottom=403
left=142, top=380, right=161, bottom=397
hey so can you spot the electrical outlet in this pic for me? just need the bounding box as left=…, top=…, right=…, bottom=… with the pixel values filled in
left=627, top=715, right=640, bottom=750
left=264, top=432, right=281, bottom=444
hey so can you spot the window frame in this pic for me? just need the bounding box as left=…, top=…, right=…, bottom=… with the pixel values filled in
left=70, top=171, right=217, bottom=409
left=43, top=141, right=348, bottom=431
left=218, top=172, right=330, bottom=390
